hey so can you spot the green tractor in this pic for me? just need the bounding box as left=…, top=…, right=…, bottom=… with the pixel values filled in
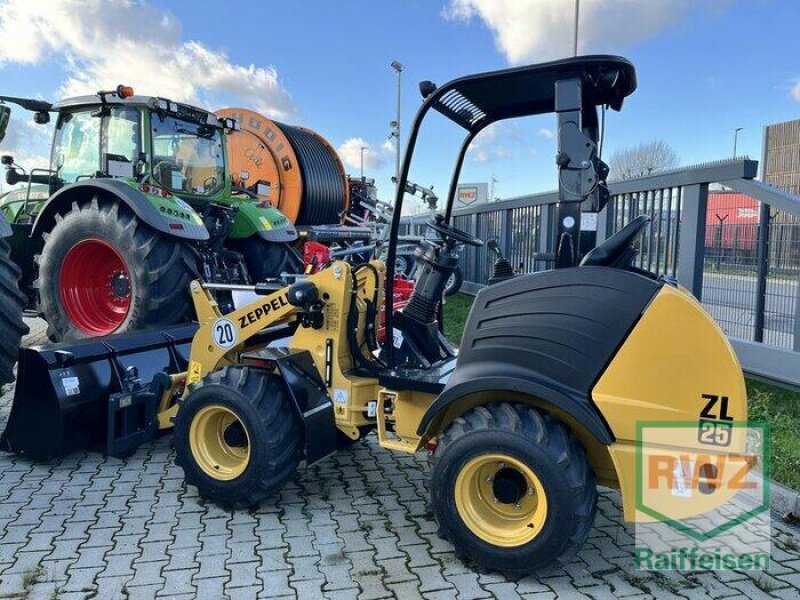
left=0, top=87, right=301, bottom=341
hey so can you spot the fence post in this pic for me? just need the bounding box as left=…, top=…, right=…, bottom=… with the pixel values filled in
left=470, top=213, right=479, bottom=282
left=794, top=272, right=800, bottom=352
left=501, top=208, right=512, bottom=258
left=535, top=205, right=553, bottom=272
left=596, top=203, right=611, bottom=245
left=677, top=183, right=709, bottom=300
left=754, top=203, right=771, bottom=343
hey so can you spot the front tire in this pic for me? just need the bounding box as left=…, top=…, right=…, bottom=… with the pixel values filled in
left=173, top=366, right=302, bottom=509
left=0, top=238, right=28, bottom=387
left=36, top=196, right=198, bottom=340
left=429, top=403, right=596, bottom=575
left=444, top=266, right=463, bottom=297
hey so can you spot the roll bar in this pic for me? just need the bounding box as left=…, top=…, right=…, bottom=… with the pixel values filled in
left=379, top=55, right=638, bottom=366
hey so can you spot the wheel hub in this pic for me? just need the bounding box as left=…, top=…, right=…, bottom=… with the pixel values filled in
left=492, top=467, right=528, bottom=505
left=59, top=239, right=132, bottom=335
left=455, top=453, right=548, bottom=547
left=109, top=271, right=131, bottom=299
left=189, top=405, right=250, bottom=481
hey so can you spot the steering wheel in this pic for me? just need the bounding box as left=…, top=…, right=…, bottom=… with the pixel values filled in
left=427, top=215, right=484, bottom=247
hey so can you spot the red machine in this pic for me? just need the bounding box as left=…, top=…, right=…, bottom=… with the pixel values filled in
left=705, top=192, right=759, bottom=252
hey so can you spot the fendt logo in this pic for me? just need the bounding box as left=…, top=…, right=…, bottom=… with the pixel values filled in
left=634, top=421, right=770, bottom=571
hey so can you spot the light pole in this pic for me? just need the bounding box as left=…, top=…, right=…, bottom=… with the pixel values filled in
left=573, top=0, right=580, bottom=56
left=390, top=60, right=403, bottom=190
left=733, top=127, right=743, bottom=159
left=360, top=146, right=367, bottom=179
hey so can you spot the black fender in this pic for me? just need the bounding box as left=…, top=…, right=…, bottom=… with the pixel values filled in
left=416, top=365, right=614, bottom=444
left=242, top=347, right=337, bottom=465
left=31, top=179, right=209, bottom=242
left=417, top=266, right=664, bottom=445
left=0, top=213, right=10, bottom=238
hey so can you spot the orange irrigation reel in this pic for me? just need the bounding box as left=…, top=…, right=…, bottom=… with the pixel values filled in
left=217, top=108, right=349, bottom=225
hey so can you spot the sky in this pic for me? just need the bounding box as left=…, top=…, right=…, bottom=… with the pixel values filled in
left=0, top=0, right=798, bottom=213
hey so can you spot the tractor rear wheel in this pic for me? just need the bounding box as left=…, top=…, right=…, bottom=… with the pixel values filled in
left=0, top=238, right=28, bottom=387
left=36, top=197, right=198, bottom=340
left=173, top=366, right=302, bottom=509
left=429, top=403, right=596, bottom=575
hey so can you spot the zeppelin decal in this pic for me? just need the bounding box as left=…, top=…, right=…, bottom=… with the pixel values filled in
left=238, top=295, right=290, bottom=328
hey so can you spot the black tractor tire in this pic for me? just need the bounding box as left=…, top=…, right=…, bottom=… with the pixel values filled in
left=0, top=238, right=28, bottom=387
left=429, top=403, right=597, bottom=576
left=444, top=266, right=463, bottom=297
left=394, top=253, right=414, bottom=278
left=36, top=196, right=198, bottom=341
left=173, top=366, right=302, bottom=509
left=228, top=237, right=303, bottom=283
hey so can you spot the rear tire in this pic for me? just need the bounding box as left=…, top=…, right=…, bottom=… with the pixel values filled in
left=0, top=238, right=28, bottom=387
left=36, top=196, right=198, bottom=340
left=429, top=403, right=596, bottom=575
left=173, top=366, right=302, bottom=509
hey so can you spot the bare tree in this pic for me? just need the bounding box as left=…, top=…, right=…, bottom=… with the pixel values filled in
left=608, top=140, right=679, bottom=180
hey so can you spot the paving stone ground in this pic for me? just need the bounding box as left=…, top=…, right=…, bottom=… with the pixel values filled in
left=0, top=318, right=798, bottom=599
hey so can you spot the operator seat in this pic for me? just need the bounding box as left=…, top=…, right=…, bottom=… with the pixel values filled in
left=580, top=214, right=650, bottom=269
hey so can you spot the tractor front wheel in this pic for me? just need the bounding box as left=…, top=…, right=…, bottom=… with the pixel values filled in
left=0, top=238, right=28, bottom=388
left=36, top=197, right=198, bottom=340
left=429, top=403, right=596, bottom=575
left=173, top=366, right=302, bottom=509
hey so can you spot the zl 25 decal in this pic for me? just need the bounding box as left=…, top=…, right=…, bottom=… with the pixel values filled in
left=698, top=393, right=734, bottom=447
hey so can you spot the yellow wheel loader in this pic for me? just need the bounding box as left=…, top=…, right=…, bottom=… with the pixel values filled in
left=3, top=56, right=749, bottom=575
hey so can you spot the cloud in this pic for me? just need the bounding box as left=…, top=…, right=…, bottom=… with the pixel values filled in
left=792, top=81, right=800, bottom=102
left=337, top=138, right=387, bottom=171
left=0, top=0, right=297, bottom=119
left=381, top=139, right=396, bottom=154
left=468, top=123, right=515, bottom=163
left=443, top=0, right=696, bottom=63
left=537, top=128, right=553, bottom=139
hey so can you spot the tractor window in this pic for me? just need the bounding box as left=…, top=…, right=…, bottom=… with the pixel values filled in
left=52, top=110, right=101, bottom=183
left=105, top=107, right=141, bottom=164
left=150, top=114, right=225, bottom=196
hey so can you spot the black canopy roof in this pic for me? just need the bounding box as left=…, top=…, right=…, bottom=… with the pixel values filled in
left=424, top=55, right=637, bottom=132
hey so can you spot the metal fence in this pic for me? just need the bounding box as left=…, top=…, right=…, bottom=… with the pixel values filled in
left=444, top=158, right=800, bottom=388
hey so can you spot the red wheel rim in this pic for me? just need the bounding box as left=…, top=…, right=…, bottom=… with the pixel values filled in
left=59, top=239, right=132, bottom=335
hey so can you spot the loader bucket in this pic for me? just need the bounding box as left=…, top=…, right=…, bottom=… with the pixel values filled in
left=1, top=324, right=198, bottom=460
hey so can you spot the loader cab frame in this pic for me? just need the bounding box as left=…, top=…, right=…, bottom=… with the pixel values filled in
left=382, top=55, right=637, bottom=368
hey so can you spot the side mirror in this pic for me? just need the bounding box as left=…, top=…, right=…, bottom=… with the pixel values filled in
left=0, top=105, right=10, bottom=144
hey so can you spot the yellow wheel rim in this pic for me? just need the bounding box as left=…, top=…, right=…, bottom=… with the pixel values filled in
left=455, top=453, right=548, bottom=547
left=189, top=405, right=250, bottom=481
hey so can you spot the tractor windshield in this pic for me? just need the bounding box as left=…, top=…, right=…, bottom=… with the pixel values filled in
left=150, top=114, right=225, bottom=196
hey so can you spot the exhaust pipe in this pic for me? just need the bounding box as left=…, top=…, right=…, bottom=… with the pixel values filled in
left=2, top=324, right=197, bottom=460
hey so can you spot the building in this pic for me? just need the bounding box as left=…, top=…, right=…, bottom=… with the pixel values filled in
left=763, top=118, right=800, bottom=194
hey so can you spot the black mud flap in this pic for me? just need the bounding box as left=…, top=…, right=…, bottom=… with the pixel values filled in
left=2, top=324, right=197, bottom=460
left=242, top=348, right=337, bottom=465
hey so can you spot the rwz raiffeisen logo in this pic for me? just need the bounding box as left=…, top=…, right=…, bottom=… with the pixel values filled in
left=634, top=421, right=770, bottom=571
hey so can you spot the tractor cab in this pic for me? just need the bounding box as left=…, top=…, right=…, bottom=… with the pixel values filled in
left=0, top=86, right=241, bottom=206
left=380, top=55, right=637, bottom=377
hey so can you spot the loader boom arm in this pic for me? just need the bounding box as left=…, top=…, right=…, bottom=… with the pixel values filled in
left=186, top=280, right=299, bottom=387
